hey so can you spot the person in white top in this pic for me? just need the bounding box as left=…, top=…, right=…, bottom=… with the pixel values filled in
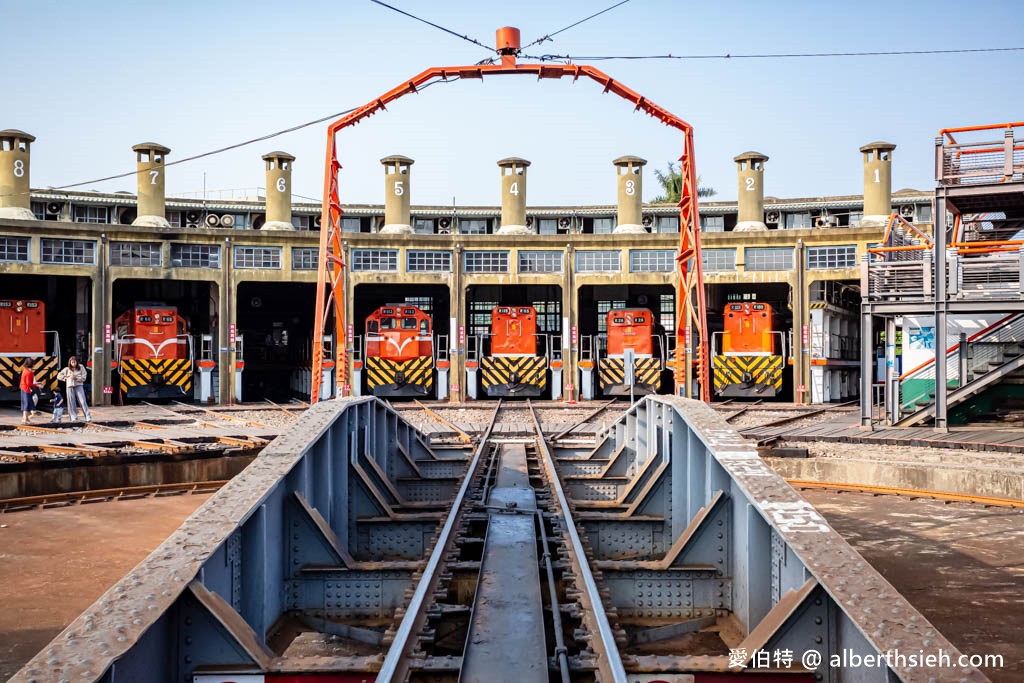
left=57, top=355, right=91, bottom=422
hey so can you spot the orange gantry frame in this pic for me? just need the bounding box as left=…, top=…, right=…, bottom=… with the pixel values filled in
left=312, top=29, right=710, bottom=402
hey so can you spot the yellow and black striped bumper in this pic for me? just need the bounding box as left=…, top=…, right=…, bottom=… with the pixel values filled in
left=0, top=355, right=58, bottom=395
left=365, top=356, right=434, bottom=397
left=119, top=359, right=193, bottom=398
left=712, top=355, right=783, bottom=398
left=598, top=357, right=661, bottom=395
left=481, top=355, right=547, bottom=397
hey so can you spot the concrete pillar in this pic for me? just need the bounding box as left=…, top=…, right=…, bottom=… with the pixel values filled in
left=0, top=129, right=36, bottom=220
left=379, top=155, right=414, bottom=234
left=612, top=156, right=646, bottom=234
left=262, top=151, right=296, bottom=230
left=860, top=141, right=896, bottom=227
left=131, top=142, right=171, bottom=228
left=496, top=157, right=532, bottom=235
left=733, top=151, right=769, bottom=232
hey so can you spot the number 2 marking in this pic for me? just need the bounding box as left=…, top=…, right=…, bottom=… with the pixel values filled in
left=13, top=160, right=24, bottom=178
left=149, top=170, right=159, bottom=185
left=745, top=177, right=755, bottom=191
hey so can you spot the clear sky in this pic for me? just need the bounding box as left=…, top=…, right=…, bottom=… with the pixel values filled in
left=4, top=0, right=1022, bottom=207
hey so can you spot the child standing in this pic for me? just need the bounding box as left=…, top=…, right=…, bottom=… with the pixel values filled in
left=51, top=387, right=65, bottom=423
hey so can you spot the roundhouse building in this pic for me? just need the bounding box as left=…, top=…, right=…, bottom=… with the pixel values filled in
left=0, top=133, right=929, bottom=405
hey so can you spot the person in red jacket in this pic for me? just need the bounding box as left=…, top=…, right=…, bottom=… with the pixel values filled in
left=19, top=362, right=41, bottom=424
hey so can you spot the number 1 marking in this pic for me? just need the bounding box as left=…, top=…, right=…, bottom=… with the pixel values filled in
left=873, top=168, right=880, bottom=183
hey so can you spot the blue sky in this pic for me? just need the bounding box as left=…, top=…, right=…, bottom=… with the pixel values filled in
left=4, top=0, right=1022, bottom=206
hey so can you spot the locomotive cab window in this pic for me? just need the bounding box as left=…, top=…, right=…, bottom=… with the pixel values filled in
left=419, top=319, right=429, bottom=335
left=402, top=318, right=416, bottom=330
left=367, top=321, right=379, bottom=334
left=381, top=318, right=396, bottom=330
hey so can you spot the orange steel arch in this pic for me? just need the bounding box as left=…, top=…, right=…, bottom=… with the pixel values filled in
left=312, top=58, right=710, bottom=403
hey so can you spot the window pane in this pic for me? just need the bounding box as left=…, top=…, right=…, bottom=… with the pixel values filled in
left=110, top=242, right=161, bottom=267
left=292, top=247, right=318, bottom=270
left=171, top=244, right=220, bottom=268
left=41, top=238, right=96, bottom=265
left=576, top=250, right=620, bottom=272
left=806, top=245, right=857, bottom=269
left=233, top=246, right=282, bottom=269
left=746, top=247, right=793, bottom=271
left=351, top=249, right=398, bottom=271
left=463, top=251, right=509, bottom=273
left=701, top=248, right=736, bottom=272
left=629, top=249, right=675, bottom=273
left=518, top=251, right=563, bottom=273
left=0, top=236, right=30, bottom=263
left=407, top=250, right=452, bottom=272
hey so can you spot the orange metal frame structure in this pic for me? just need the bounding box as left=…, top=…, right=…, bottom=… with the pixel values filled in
left=312, top=41, right=709, bottom=403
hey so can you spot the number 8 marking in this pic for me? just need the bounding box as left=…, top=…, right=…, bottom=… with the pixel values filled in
left=13, top=160, right=24, bottom=178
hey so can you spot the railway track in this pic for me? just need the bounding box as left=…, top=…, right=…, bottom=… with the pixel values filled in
left=0, top=480, right=226, bottom=513
left=381, top=398, right=624, bottom=682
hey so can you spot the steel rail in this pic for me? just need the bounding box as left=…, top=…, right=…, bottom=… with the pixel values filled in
left=788, top=479, right=1024, bottom=509
left=376, top=399, right=503, bottom=682
left=413, top=399, right=473, bottom=443
left=537, top=506, right=571, bottom=683
left=527, top=399, right=628, bottom=683
left=550, top=397, right=620, bottom=441
left=0, top=480, right=227, bottom=513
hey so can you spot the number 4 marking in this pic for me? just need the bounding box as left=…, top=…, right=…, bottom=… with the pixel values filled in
left=509, top=181, right=519, bottom=196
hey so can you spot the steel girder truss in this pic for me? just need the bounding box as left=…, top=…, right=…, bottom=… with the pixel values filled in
left=311, top=58, right=711, bottom=403
left=12, top=397, right=984, bottom=682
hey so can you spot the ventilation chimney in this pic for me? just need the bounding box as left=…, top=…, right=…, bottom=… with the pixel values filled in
left=0, top=129, right=36, bottom=220
left=131, top=142, right=171, bottom=228
left=733, top=151, right=769, bottom=232
left=496, top=157, right=531, bottom=234
left=860, top=141, right=896, bottom=227
left=261, top=151, right=296, bottom=230
left=379, top=155, right=414, bottom=234
left=612, top=155, right=646, bottom=234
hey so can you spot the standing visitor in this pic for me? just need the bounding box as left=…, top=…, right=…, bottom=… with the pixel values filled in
left=19, top=362, right=41, bottom=424
left=57, top=356, right=91, bottom=422
left=51, top=387, right=66, bottom=423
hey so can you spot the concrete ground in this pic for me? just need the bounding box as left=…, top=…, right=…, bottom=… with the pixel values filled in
left=804, top=489, right=1024, bottom=683
left=0, top=493, right=210, bottom=679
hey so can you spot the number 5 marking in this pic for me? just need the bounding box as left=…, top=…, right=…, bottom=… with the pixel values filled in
left=149, top=170, right=160, bottom=185
left=394, top=180, right=404, bottom=196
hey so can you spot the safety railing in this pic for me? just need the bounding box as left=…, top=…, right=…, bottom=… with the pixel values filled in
left=938, top=122, right=1024, bottom=186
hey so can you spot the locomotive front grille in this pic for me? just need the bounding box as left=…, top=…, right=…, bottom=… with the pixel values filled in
left=598, top=357, right=661, bottom=390
left=118, top=358, right=193, bottom=397
left=365, top=356, right=434, bottom=392
left=481, top=355, right=548, bottom=393
left=0, top=355, right=58, bottom=393
left=712, top=355, right=783, bottom=397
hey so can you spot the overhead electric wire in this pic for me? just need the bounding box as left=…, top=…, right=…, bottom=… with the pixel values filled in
left=521, top=0, right=632, bottom=50
left=528, top=45, right=1024, bottom=62
left=368, top=0, right=496, bottom=54
left=16, top=77, right=458, bottom=199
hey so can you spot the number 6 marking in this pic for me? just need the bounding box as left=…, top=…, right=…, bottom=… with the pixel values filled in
left=625, top=179, right=635, bottom=196
left=13, top=160, right=24, bottom=178
left=149, top=170, right=160, bottom=185
left=394, top=180, right=404, bottom=196
left=276, top=177, right=287, bottom=193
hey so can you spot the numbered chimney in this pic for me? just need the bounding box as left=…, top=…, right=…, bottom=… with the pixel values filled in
left=0, top=129, right=35, bottom=220
left=262, top=151, right=296, bottom=230
left=380, top=155, right=414, bottom=234
left=497, top=157, right=531, bottom=234
left=733, top=151, right=769, bottom=232
left=612, top=156, right=646, bottom=234
left=132, top=142, right=171, bottom=228
left=860, top=141, right=896, bottom=227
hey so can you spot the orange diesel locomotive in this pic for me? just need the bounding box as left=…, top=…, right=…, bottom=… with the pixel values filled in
left=0, top=299, right=59, bottom=398
left=363, top=305, right=435, bottom=397
left=712, top=301, right=784, bottom=398
left=598, top=308, right=663, bottom=395
left=481, top=306, right=548, bottom=397
left=114, top=304, right=193, bottom=399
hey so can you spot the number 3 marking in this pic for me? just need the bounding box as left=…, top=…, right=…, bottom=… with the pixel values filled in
left=745, top=177, right=755, bottom=191
left=13, top=160, right=24, bottom=178
left=625, top=179, right=636, bottom=196
left=149, top=170, right=160, bottom=185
